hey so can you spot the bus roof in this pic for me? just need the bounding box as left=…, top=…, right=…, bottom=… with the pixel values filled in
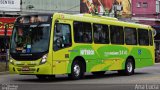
left=54, top=13, right=152, bottom=30
left=76, top=14, right=118, bottom=21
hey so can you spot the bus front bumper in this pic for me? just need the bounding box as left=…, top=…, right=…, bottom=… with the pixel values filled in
left=9, top=63, right=52, bottom=75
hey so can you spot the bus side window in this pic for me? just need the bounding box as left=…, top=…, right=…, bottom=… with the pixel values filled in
left=93, top=24, right=109, bottom=44
left=138, top=29, right=149, bottom=46
left=110, top=25, right=124, bottom=44
left=53, top=23, right=72, bottom=51
left=124, top=27, right=137, bottom=45
left=73, top=21, right=92, bottom=43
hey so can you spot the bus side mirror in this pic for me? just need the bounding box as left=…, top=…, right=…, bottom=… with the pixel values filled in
left=153, top=29, right=157, bottom=37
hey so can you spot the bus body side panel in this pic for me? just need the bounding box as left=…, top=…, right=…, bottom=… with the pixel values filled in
left=130, top=46, right=155, bottom=68
left=69, top=45, right=101, bottom=73
left=69, top=45, right=128, bottom=73
left=68, top=45, right=155, bottom=73
left=95, top=45, right=128, bottom=71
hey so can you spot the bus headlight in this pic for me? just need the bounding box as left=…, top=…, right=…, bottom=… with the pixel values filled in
left=10, top=59, right=14, bottom=65
left=40, top=54, right=47, bottom=65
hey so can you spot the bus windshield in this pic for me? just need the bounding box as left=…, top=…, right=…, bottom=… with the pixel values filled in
left=10, top=23, right=51, bottom=54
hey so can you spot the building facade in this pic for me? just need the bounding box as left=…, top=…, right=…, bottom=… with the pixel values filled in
left=132, top=0, right=160, bottom=62
left=21, top=0, right=80, bottom=14
left=132, top=0, right=159, bottom=25
left=0, top=0, right=80, bottom=16
left=132, top=0, right=156, bottom=15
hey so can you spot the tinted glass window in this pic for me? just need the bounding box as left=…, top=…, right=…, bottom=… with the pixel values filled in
left=74, top=22, right=92, bottom=43
left=53, top=24, right=72, bottom=51
left=149, top=30, right=153, bottom=45
left=110, top=26, right=124, bottom=44
left=124, top=27, right=137, bottom=45
left=93, top=24, right=109, bottom=44
left=138, top=29, right=149, bottom=45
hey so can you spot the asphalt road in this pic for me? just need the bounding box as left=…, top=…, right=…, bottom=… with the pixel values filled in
left=0, top=63, right=160, bottom=90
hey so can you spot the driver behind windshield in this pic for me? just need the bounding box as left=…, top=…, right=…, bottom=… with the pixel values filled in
left=16, top=27, right=25, bottom=52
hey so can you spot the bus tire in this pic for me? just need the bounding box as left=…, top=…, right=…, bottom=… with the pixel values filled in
left=69, top=60, right=84, bottom=80
left=118, top=58, right=134, bottom=76
left=92, top=71, right=106, bottom=76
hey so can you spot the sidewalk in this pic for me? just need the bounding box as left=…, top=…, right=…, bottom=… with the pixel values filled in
left=0, top=62, right=8, bottom=70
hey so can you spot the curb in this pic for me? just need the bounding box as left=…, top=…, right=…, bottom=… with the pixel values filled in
left=155, top=63, right=160, bottom=65
left=0, top=71, right=9, bottom=75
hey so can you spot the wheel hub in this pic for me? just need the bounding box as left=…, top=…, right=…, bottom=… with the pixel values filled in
left=74, top=64, right=80, bottom=77
left=127, top=62, right=133, bottom=73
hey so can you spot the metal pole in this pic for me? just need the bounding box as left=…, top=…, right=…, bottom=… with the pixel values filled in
left=114, top=5, right=117, bottom=18
left=4, top=24, right=8, bottom=70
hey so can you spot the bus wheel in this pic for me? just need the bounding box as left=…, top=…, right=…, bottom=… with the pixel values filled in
left=118, top=58, right=134, bottom=76
left=69, top=60, right=84, bottom=80
left=92, top=71, right=106, bottom=76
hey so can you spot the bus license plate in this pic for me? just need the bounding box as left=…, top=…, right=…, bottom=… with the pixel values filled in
left=22, top=67, right=30, bottom=71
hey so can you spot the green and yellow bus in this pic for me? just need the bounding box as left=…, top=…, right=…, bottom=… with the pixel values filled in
left=9, top=13, right=155, bottom=80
